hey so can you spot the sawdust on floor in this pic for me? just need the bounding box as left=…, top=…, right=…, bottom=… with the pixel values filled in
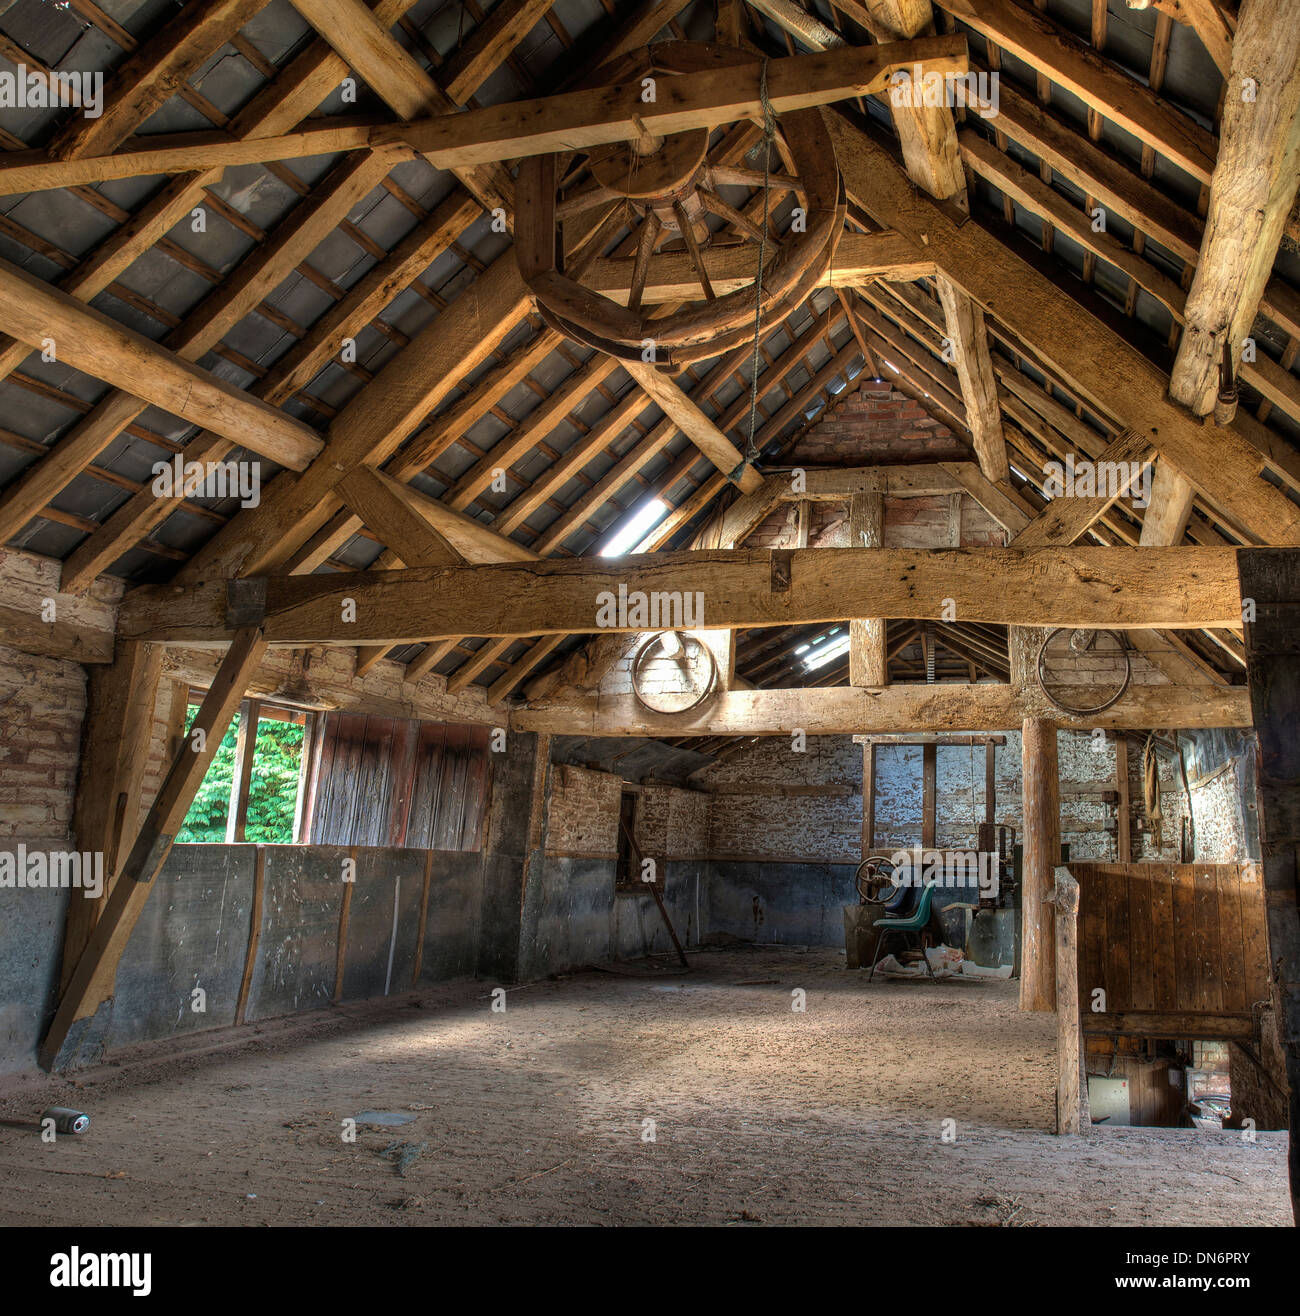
left=0, top=948, right=1288, bottom=1226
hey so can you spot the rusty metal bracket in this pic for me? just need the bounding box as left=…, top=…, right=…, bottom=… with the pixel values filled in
left=770, top=549, right=793, bottom=592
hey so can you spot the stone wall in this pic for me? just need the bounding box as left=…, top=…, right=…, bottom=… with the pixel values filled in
left=545, top=763, right=621, bottom=858
left=0, top=645, right=85, bottom=847
left=700, top=737, right=860, bottom=863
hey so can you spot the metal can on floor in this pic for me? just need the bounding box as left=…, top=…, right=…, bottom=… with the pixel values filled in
left=41, top=1107, right=89, bottom=1135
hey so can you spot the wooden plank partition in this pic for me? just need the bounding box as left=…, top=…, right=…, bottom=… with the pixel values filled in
left=1071, top=862, right=1270, bottom=1040
left=307, top=714, right=490, bottom=849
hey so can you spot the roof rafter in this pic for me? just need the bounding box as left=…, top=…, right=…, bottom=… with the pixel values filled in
left=1168, top=0, right=1300, bottom=416
left=824, top=112, right=1300, bottom=546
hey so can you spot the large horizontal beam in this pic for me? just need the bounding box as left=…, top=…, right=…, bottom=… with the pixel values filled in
left=393, top=36, right=966, bottom=163
left=780, top=464, right=976, bottom=499
left=0, top=38, right=967, bottom=196
left=583, top=230, right=935, bottom=302
left=0, top=601, right=114, bottom=664
left=116, top=546, right=1243, bottom=645
left=160, top=642, right=498, bottom=725
left=512, top=681, right=1251, bottom=737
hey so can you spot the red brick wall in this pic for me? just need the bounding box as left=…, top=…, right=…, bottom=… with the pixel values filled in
left=746, top=501, right=851, bottom=549
left=785, top=383, right=968, bottom=466
left=738, top=379, right=1005, bottom=552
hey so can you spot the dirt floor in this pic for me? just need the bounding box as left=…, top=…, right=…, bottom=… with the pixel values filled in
left=0, top=947, right=1289, bottom=1226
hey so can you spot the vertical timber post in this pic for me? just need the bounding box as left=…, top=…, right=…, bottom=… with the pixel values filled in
left=63, top=640, right=163, bottom=991
left=40, top=627, right=268, bottom=1070
left=1053, top=867, right=1082, bottom=1134
left=225, top=698, right=260, bottom=843
left=848, top=492, right=887, bottom=687
left=1237, top=548, right=1300, bottom=1224
left=1021, top=716, right=1060, bottom=1011
left=1115, top=734, right=1132, bottom=862
left=861, top=739, right=876, bottom=856
left=516, top=733, right=553, bottom=981
left=922, top=742, right=937, bottom=848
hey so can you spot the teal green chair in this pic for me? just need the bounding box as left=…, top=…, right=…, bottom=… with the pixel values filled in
left=868, top=881, right=939, bottom=981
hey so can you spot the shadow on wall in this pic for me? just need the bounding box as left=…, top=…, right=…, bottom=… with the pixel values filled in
left=703, top=861, right=858, bottom=946
left=520, top=857, right=703, bottom=978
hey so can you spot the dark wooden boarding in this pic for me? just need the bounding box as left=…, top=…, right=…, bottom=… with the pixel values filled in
left=1072, top=862, right=1271, bottom=1041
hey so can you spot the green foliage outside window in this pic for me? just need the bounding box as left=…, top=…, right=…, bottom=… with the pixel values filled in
left=175, top=706, right=306, bottom=844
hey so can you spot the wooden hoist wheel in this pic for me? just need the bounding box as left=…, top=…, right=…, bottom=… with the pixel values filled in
left=514, top=41, right=846, bottom=368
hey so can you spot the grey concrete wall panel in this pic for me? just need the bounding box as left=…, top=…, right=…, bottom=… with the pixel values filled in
left=105, top=843, right=255, bottom=1048
left=244, top=847, right=345, bottom=1022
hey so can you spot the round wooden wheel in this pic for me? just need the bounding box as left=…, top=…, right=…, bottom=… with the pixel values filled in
left=1035, top=627, right=1134, bottom=716
left=630, top=630, right=719, bottom=715
left=514, top=41, right=846, bottom=368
